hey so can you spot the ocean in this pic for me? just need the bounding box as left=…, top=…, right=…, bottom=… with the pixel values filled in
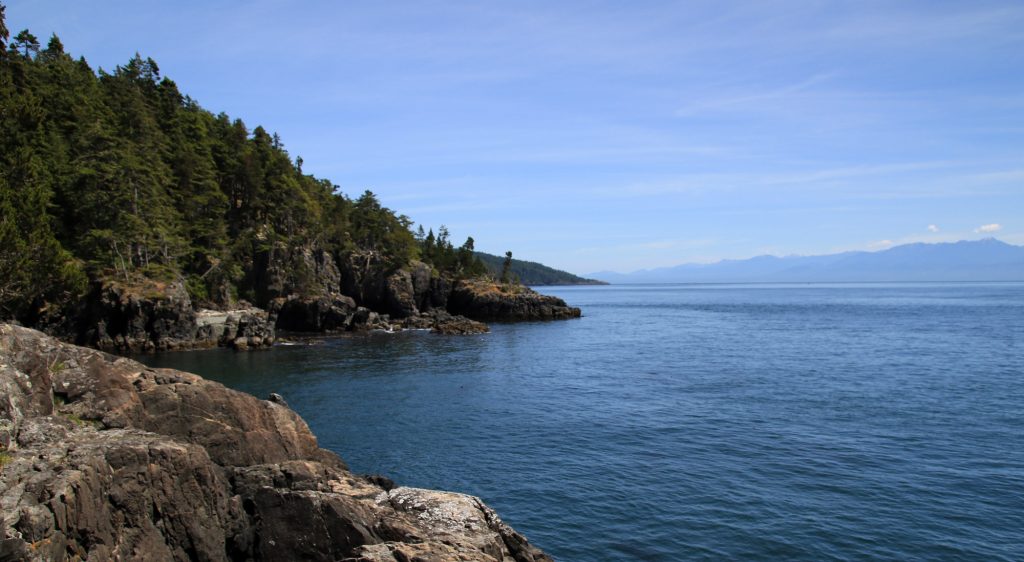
left=139, top=282, right=1024, bottom=561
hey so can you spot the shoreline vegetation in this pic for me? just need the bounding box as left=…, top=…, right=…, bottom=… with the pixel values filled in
left=0, top=6, right=579, bottom=353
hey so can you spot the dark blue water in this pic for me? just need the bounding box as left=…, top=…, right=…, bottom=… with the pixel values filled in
left=140, top=283, right=1024, bottom=561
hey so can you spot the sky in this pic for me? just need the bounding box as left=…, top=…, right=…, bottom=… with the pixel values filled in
left=6, top=0, right=1024, bottom=274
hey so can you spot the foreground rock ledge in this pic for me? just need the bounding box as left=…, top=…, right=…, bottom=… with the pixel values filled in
left=0, top=324, right=551, bottom=562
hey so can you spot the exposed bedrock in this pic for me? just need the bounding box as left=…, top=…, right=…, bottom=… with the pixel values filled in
left=447, top=279, right=582, bottom=322
left=0, top=324, right=551, bottom=561
left=23, top=245, right=578, bottom=352
left=341, top=254, right=449, bottom=319
left=250, top=245, right=343, bottom=307
left=271, top=294, right=358, bottom=332
left=71, top=280, right=275, bottom=353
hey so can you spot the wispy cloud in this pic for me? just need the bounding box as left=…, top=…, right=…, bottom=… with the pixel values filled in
left=975, top=223, right=1003, bottom=233
left=674, top=72, right=840, bottom=117
left=760, top=161, right=961, bottom=186
left=612, top=160, right=964, bottom=198
left=928, top=224, right=940, bottom=232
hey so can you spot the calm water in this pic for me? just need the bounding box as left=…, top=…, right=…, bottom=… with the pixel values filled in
left=140, top=283, right=1024, bottom=561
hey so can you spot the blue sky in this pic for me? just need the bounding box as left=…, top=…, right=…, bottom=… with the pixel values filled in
left=7, top=1, right=1023, bottom=274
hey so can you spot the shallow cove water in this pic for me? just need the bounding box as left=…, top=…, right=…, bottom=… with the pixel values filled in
left=139, top=283, right=1024, bottom=561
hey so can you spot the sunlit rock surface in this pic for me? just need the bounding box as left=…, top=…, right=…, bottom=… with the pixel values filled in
left=0, top=324, right=550, bottom=561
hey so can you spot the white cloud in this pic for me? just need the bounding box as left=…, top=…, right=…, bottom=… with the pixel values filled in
left=975, top=223, right=1002, bottom=233
left=868, top=239, right=894, bottom=250
left=928, top=224, right=940, bottom=232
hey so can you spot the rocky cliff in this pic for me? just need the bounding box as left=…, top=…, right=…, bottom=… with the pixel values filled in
left=0, top=324, right=552, bottom=561
left=34, top=247, right=580, bottom=353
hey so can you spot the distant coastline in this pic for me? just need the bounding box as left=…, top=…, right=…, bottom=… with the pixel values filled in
left=589, top=239, right=1024, bottom=284
left=475, top=251, right=608, bottom=286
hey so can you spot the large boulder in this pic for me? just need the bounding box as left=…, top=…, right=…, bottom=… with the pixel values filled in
left=0, top=324, right=551, bottom=561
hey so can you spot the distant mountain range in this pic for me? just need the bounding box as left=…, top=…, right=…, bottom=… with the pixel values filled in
left=475, top=252, right=607, bottom=286
left=589, top=239, right=1024, bottom=283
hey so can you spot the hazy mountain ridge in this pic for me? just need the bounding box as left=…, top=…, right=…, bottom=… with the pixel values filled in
left=590, top=239, right=1024, bottom=283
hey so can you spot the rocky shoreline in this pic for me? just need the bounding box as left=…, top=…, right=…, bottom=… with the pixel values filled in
left=0, top=324, right=552, bottom=561
left=448, top=280, right=584, bottom=322
left=30, top=251, right=579, bottom=354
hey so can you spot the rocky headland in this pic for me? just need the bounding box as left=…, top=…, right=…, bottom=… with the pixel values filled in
left=0, top=324, right=552, bottom=561
left=29, top=247, right=578, bottom=354
left=447, top=280, right=583, bottom=322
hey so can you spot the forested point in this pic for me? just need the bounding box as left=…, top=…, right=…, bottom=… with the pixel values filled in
left=474, top=251, right=607, bottom=286
left=0, top=5, right=489, bottom=322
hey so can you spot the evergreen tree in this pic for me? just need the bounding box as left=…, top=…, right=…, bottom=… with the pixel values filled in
left=0, top=148, right=86, bottom=318
left=0, top=4, right=10, bottom=51
left=40, top=33, right=63, bottom=61
left=0, top=6, right=493, bottom=322
left=12, top=29, right=38, bottom=58
left=457, top=236, right=487, bottom=276
left=501, top=251, right=513, bottom=284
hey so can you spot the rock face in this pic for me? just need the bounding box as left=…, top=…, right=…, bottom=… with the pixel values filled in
left=74, top=280, right=276, bottom=353
left=447, top=280, right=582, bottom=322
left=271, top=295, right=358, bottom=332
left=21, top=244, right=581, bottom=352
left=195, top=308, right=276, bottom=350
left=0, top=324, right=551, bottom=562
left=341, top=254, right=449, bottom=320
left=78, top=279, right=197, bottom=352
left=250, top=245, right=344, bottom=306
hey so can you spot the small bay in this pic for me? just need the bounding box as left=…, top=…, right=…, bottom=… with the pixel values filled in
left=139, top=282, right=1024, bottom=561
